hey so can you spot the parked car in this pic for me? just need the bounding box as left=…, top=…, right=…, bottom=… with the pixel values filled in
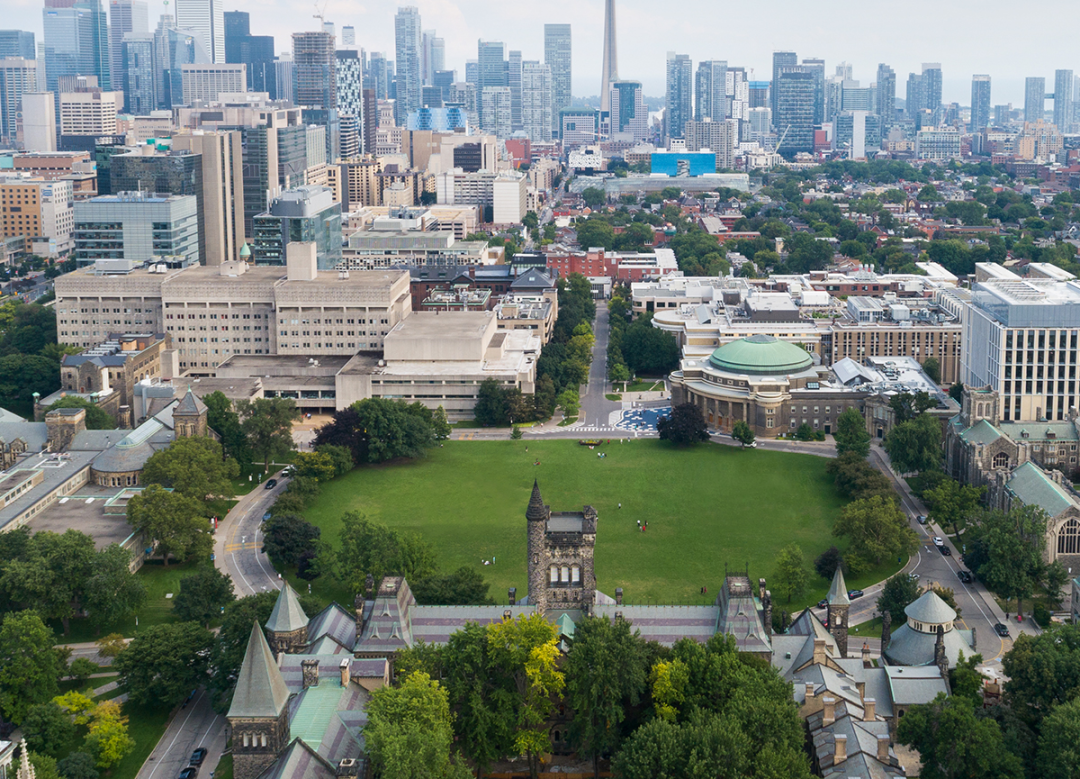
left=190, top=749, right=207, bottom=767
left=908, top=573, right=920, bottom=581
left=847, top=589, right=865, bottom=600
left=817, top=598, right=828, bottom=609
left=262, top=511, right=272, bottom=522
left=917, top=515, right=928, bottom=525
left=957, top=570, right=973, bottom=583
left=932, top=536, right=944, bottom=547
left=939, top=545, right=952, bottom=556
left=179, top=768, right=198, bottom=779
left=994, top=623, right=1010, bottom=638
left=264, top=478, right=278, bottom=490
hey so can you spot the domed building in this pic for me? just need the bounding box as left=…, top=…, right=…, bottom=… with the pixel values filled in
left=669, top=334, right=866, bottom=437
left=882, top=590, right=975, bottom=670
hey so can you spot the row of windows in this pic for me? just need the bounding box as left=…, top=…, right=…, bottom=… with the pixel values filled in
left=549, top=565, right=581, bottom=584
left=166, top=313, right=266, bottom=320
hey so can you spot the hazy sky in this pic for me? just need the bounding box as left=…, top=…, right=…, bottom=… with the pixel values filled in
left=9, top=0, right=1074, bottom=105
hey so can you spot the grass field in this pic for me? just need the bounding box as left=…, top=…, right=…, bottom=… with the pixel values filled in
left=299, top=440, right=904, bottom=612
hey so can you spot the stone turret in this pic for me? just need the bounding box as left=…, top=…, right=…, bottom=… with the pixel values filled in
left=525, top=481, right=598, bottom=614
left=228, top=623, right=291, bottom=779
left=935, top=624, right=950, bottom=692
left=173, top=386, right=208, bottom=438
left=265, top=582, right=309, bottom=656
left=880, top=609, right=891, bottom=652
left=526, top=480, right=550, bottom=610
left=826, top=566, right=850, bottom=658
left=45, top=407, right=86, bottom=452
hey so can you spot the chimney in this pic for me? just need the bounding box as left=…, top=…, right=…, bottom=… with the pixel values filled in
left=336, top=759, right=359, bottom=778
left=805, top=682, right=815, bottom=701
left=615, top=587, right=623, bottom=605
left=856, top=680, right=865, bottom=702
left=877, top=735, right=890, bottom=763
left=864, top=697, right=876, bottom=722
left=758, top=577, right=767, bottom=601
left=508, top=587, right=516, bottom=606
left=823, top=696, right=836, bottom=726
left=340, top=657, right=350, bottom=687
left=833, top=734, right=847, bottom=764
left=812, top=637, right=826, bottom=665
left=301, top=658, right=319, bottom=689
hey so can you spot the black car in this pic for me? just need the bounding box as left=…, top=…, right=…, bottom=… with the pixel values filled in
left=994, top=623, right=1010, bottom=638
left=179, top=768, right=198, bottom=779
left=190, top=749, right=207, bottom=767
left=847, top=589, right=865, bottom=600
left=264, top=478, right=278, bottom=490
left=939, top=545, right=952, bottom=556
left=957, top=570, right=973, bottom=583
left=817, top=598, right=828, bottom=609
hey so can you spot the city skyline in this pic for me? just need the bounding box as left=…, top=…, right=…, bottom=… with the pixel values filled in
left=6, top=0, right=1080, bottom=104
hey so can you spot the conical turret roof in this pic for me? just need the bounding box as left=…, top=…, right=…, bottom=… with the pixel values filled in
left=527, top=480, right=547, bottom=520
left=266, top=582, right=309, bottom=634
left=227, top=622, right=290, bottom=719
left=826, top=566, right=850, bottom=607
left=174, top=385, right=206, bottom=416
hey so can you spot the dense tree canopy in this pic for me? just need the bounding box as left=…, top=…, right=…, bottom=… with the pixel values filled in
left=126, top=484, right=213, bottom=566
left=114, top=622, right=215, bottom=707
left=657, top=403, right=709, bottom=446
left=141, top=436, right=238, bottom=505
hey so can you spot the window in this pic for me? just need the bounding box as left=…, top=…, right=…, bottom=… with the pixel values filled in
left=993, top=452, right=1009, bottom=469
left=550, top=566, right=558, bottom=584
left=1058, top=518, right=1080, bottom=555
left=561, top=566, right=569, bottom=583
left=571, top=565, right=580, bottom=584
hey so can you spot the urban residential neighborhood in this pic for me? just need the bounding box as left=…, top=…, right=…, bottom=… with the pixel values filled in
left=1, top=1, right=1080, bottom=778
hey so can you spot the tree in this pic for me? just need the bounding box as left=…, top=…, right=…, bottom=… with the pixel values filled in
left=141, top=436, right=238, bottom=505
left=833, top=495, right=919, bottom=573
left=349, top=398, right=437, bottom=462
left=814, top=546, right=844, bottom=580
left=826, top=453, right=895, bottom=501
left=0, top=611, right=66, bottom=724
left=83, top=545, right=147, bottom=629
left=431, top=406, right=451, bottom=440
left=291, top=450, right=336, bottom=482
left=172, top=565, right=235, bottom=627
left=95, top=634, right=126, bottom=660
left=83, top=701, right=135, bottom=771
left=262, top=513, right=321, bottom=569
left=657, top=403, right=709, bottom=446
left=1036, top=697, right=1080, bottom=779
left=923, top=478, right=985, bottom=537
left=889, top=391, right=937, bottom=423
left=884, top=413, right=942, bottom=474
left=411, top=567, right=493, bottom=606
left=54, top=691, right=94, bottom=724
left=334, top=512, right=438, bottom=595
left=834, top=407, right=871, bottom=459
left=732, top=420, right=756, bottom=447
left=1, top=529, right=96, bottom=635
left=575, top=219, right=615, bottom=251
left=1003, top=623, right=1080, bottom=728
left=487, top=614, right=566, bottom=779
left=581, top=188, right=606, bottom=208
left=923, top=356, right=942, bottom=384
left=22, top=702, right=76, bottom=758
left=556, top=388, right=580, bottom=418
left=897, top=693, right=1024, bottom=779
left=29, top=753, right=61, bottom=779
left=620, top=321, right=680, bottom=376
left=966, top=505, right=1050, bottom=617
left=364, top=671, right=471, bottom=779
left=876, top=572, right=921, bottom=627
left=235, top=397, right=299, bottom=471
left=126, top=484, right=212, bottom=566
left=57, top=753, right=98, bottom=779
left=114, top=622, right=214, bottom=708
left=0, top=354, right=58, bottom=416
left=474, top=378, right=510, bottom=426
left=314, top=443, right=354, bottom=476
left=949, top=382, right=965, bottom=403
left=202, top=391, right=250, bottom=465
left=772, top=544, right=809, bottom=603
left=45, top=397, right=114, bottom=430
left=917, top=184, right=940, bottom=202
left=67, top=658, right=97, bottom=687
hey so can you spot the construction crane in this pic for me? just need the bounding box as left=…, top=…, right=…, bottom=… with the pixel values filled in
left=312, top=1, right=328, bottom=27
left=774, top=124, right=792, bottom=155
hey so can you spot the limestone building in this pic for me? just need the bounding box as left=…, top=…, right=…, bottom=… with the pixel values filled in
left=526, top=481, right=597, bottom=612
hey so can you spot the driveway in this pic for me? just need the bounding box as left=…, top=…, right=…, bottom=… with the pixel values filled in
left=213, top=477, right=289, bottom=597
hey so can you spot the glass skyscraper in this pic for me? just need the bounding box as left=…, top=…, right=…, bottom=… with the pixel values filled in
left=393, top=6, right=421, bottom=124
left=543, top=24, right=571, bottom=138
left=775, top=69, right=815, bottom=155
left=970, top=74, right=991, bottom=130
left=665, top=52, right=692, bottom=140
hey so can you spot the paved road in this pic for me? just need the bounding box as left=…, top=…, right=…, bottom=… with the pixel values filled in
left=213, top=476, right=289, bottom=597
left=135, top=688, right=225, bottom=779
left=576, top=304, right=624, bottom=432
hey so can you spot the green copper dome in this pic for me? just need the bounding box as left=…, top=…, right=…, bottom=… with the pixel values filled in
left=239, top=242, right=252, bottom=258
left=708, top=335, right=814, bottom=375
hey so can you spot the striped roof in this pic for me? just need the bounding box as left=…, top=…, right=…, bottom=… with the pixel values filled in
left=1006, top=461, right=1076, bottom=518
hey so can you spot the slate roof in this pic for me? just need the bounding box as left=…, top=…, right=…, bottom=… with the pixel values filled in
left=958, top=418, right=1004, bottom=445
left=510, top=267, right=556, bottom=290
left=258, top=740, right=338, bottom=779
left=228, top=623, right=291, bottom=718
left=883, top=622, right=975, bottom=668
left=904, top=590, right=957, bottom=625
left=884, top=665, right=949, bottom=706
left=593, top=605, right=721, bottom=646
left=174, top=386, right=207, bottom=416
left=89, top=419, right=174, bottom=473
left=308, top=603, right=360, bottom=650
left=0, top=422, right=47, bottom=452
left=267, top=583, right=310, bottom=634
left=827, top=567, right=850, bottom=607
left=1006, top=461, right=1076, bottom=518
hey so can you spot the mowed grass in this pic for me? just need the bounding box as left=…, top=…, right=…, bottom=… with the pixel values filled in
left=301, top=440, right=904, bottom=611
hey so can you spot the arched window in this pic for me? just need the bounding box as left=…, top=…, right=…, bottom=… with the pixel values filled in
left=1058, top=518, right=1080, bottom=555
left=993, top=452, right=1009, bottom=469
left=261, top=734, right=267, bottom=747
left=571, top=565, right=580, bottom=584
left=561, top=566, right=569, bottom=583
left=243, top=733, right=250, bottom=748
left=977, top=403, right=984, bottom=417
left=550, top=566, right=558, bottom=584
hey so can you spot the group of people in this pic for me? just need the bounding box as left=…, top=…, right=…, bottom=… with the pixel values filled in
left=636, top=520, right=649, bottom=532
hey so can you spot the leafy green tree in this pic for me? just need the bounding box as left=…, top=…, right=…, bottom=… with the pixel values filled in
left=834, top=407, right=871, bottom=459
left=45, top=397, right=115, bottom=429
left=966, top=505, right=1050, bottom=617
left=23, top=702, right=76, bottom=758
left=884, top=413, right=942, bottom=474
left=94, top=634, right=126, bottom=659
left=917, top=184, right=940, bottom=202
left=620, top=319, right=680, bottom=375
left=574, top=218, right=615, bottom=251
left=772, top=543, right=809, bottom=603
left=732, top=420, right=755, bottom=447
left=431, top=406, right=452, bottom=440
left=0, top=611, right=66, bottom=723
left=0, top=354, right=60, bottom=416
left=794, top=422, right=816, bottom=441
left=411, top=567, right=492, bottom=606
left=1, top=529, right=95, bottom=635
left=556, top=388, right=580, bottom=418
left=474, top=378, right=509, bottom=426
left=173, top=565, right=235, bottom=627
left=202, top=391, right=251, bottom=465
left=235, top=397, right=299, bottom=471
left=334, top=512, right=438, bottom=595
left=565, top=617, right=648, bottom=778
left=126, top=484, right=212, bottom=566
left=826, top=453, right=895, bottom=501
left=833, top=495, right=919, bottom=573
left=141, top=436, right=238, bottom=505
left=813, top=546, right=844, bottom=581
left=581, top=188, right=606, bottom=208
left=364, top=671, right=471, bottom=779
left=291, top=450, right=336, bottom=482
left=57, top=752, right=98, bottom=779
left=348, top=398, right=437, bottom=462
left=83, top=701, right=134, bottom=770
left=889, top=391, right=937, bottom=422
left=114, top=622, right=215, bottom=707
left=923, top=478, right=985, bottom=537
left=897, top=693, right=1023, bottom=779
left=876, top=572, right=921, bottom=626
left=67, top=657, right=97, bottom=686
left=657, top=402, right=709, bottom=446
left=262, top=513, right=321, bottom=569
left=487, top=614, right=565, bottom=779
left=1036, top=697, right=1080, bottom=779
left=83, top=545, right=146, bottom=629
left=922, top=356, right=942, bottom=384
left=1003, top=623, right=1080, bottom=729
left=314, top=443, right=354, bottom=476
left=29, top=753, right=61, bottom=779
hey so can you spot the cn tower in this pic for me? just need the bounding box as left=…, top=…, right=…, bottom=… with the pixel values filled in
left=600, top=0, right=618, bottom=112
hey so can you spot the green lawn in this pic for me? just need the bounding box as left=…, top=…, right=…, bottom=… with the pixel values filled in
left=111, top=701, right=172, bottom=779
left=298, top=440, right=904, bottom=612
left=615, top=380, right=666, bottom=393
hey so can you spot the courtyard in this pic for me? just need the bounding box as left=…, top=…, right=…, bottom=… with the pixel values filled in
left=301, top=439, right=903, bottom=611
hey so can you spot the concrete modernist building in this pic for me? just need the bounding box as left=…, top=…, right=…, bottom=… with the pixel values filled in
left=0, top=176, right=74, bottom=255
left=492, top=173, right=527, bottom=225
left=171, top=130, right=245, bottom=266
left=180, top=63, right=246, bottom=104
left=175, top=0, right=225, bottom=63
left=59, top=88, right=122, bottom=136
left=73, top=191, right=199, bottom=267
left=21, top=92, right=56, bottom=151
left=915, top=127, right=961, bottom=160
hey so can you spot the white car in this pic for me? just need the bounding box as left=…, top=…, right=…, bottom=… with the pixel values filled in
left=932, top=536, right=944, bottom=547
